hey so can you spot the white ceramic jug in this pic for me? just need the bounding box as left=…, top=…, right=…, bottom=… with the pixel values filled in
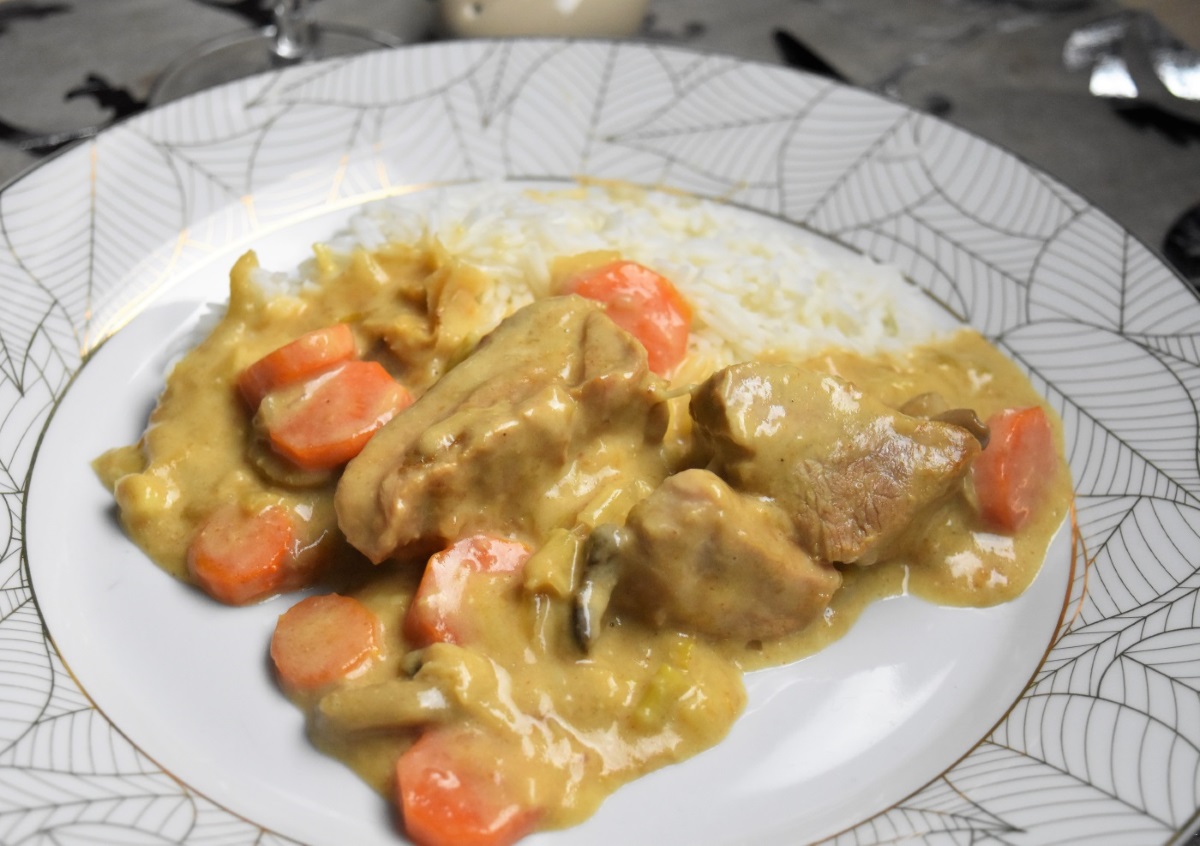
left=438, top=0, right=650, bottom=38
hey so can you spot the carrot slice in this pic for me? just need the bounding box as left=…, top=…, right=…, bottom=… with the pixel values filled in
left=270, top=593, right=380, bottom=692
left=972, top=406, right=1057, bottom=532
left=567, top=260, right=692, bottom=375
left=263, top=360, right=413, bottom=471
left=238, top=324, right=357, bottom=409
left=404, top=536, right=531, bottom=647
left=396, top=728, right=540, bottom=846
left=187, top=504, right=295, bottom=605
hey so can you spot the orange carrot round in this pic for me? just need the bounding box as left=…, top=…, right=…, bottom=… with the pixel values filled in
left=264, top=360, right=412, bottom=471
left=187, top=504, right=296, bottom=605
left=404, top=536, right=531, bottom=647
left=396, top=728, right=540, bottom=846
left=270, top=593, right=380, bottom=692
left=972, top=406, right=1057, bottom=532
left=238, top=324, right=357, bottom=409
left=567, top=260, right=691, bottom=375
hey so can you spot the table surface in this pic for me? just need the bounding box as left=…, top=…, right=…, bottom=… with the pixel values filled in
left=1, top=0, right=1198, bottom=276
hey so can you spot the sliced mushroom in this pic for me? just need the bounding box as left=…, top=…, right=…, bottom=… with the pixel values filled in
left=901, top=392, right=989, bottom=449
left=572, top=523, right=625, bottom=652
left=933, top=407, right=990, bottom=449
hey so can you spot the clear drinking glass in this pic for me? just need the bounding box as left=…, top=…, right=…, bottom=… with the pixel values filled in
left=150, top=0, right=402, bottom=105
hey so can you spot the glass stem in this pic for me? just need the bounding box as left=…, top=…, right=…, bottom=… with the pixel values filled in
left=270, top=0, right=315, bottom=64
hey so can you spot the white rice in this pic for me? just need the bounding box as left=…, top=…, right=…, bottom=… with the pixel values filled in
left=255, top=183, right=945, bottom=371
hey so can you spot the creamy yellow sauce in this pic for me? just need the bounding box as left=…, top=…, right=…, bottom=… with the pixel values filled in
left=735, top=336, right=1072, bottom=669
left=93, top=234, right=1071, bottom=841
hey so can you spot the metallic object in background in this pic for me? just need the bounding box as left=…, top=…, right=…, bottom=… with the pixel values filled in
left=148, top=0, right=404, bottom=105
left=1065, top=10, right=1200, bottom=286
left=1064, top=10, right=1200, bottom=123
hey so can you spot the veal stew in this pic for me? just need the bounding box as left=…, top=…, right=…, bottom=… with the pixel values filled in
left=94, top=228, right=1071, bottom=845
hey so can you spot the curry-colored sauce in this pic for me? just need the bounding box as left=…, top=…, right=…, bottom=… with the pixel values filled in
left=309, top=564, right=745, bottom=827
left=93, top=237, right=1071, bottom=840
left=93, top=242, right=492, bottom=582
left=728, top=335, right=1072, bottom=670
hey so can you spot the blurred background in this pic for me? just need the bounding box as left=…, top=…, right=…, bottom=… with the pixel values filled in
left=0, top=0, right=1196, bottom=281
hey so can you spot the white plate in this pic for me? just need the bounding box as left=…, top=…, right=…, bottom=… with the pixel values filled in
left=5, top=40, right=1199, bottom=846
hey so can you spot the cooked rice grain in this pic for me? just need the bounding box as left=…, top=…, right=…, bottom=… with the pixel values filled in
left=261, top=183, right=945, bottom=370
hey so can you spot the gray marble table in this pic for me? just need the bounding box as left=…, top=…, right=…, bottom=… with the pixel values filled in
left=1, top=0, right=1198, bottom=276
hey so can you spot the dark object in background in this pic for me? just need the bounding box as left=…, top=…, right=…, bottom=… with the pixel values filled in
left=1064, top=11, right=1200, bottom=126
left=192, top=0, right=274, bottom=27
left=1112, top=101, right=1200, bottom=144
left=1164, top=203, right=1200, bottom=289
left=0, top=1, right=70, bottom=35
left=772, top=28, right=848, bottom=82
left=641, top=13, right=706, bottom=44
left=773, top=29, right=955, bottom=116
left=0, top=74, right=144, bottom=155
left=66, top=74, right=145, bottom=120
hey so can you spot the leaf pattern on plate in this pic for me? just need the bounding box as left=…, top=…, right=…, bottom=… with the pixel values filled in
left=1000, top=693, right=1199, bottom=828
left=276, top=43, right=497, bottom=110
left=250, top=104, right=384, bottom=221
left=796, top=112, right=1090, bottom=336
left=799, top=107, right=935, bottom=233
left=1, top=39, right=1197, bottom=845
left=1036, top=500, right=1200, bottom=680
left=0, top=161, right=95, bottom=368
left=509, top=47, right=629, bottom=177
left=919, top=116, right=1086, bottom=242
left=0, top=767, right=192, bottom=842
left=1010, top=320, right=1200, bottom=502
left=0, top=599, right=51, bottom=750
left=924, top=744, right=1174, bottom=842
left=1029, top=209, right=1199, bottom=341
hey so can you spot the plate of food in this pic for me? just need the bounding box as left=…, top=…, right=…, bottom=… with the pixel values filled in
left=5, top=39, right=1198, bottom=846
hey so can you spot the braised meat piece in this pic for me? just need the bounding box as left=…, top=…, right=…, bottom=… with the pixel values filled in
left=603, top=469, right=840, bottom=642
left=691, top=363, right=981, bottom=566
left=336, top=296, right=669, bottom=563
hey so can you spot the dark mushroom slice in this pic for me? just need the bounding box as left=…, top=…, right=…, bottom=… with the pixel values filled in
left=572, top=523, right=625, bottom=652
left=900, top=392, right=989, bottom=449
left=933, top=407, right=989, bottom=449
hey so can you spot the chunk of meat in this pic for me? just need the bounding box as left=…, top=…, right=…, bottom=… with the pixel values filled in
left=608, top=469, right=841, bottom=642
left=691, top=363, right=980, bottom=566
left=336, top=296, right=669, bottom=563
